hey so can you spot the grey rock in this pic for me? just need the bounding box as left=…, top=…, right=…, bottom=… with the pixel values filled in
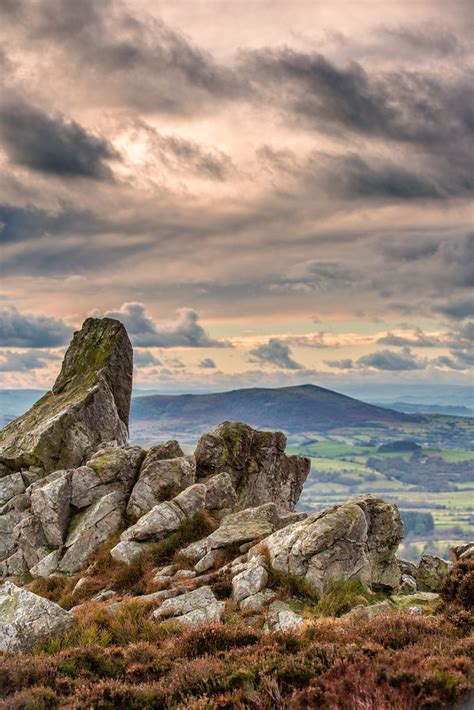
left=122, top=484, right=207, bottom=542
left=0, top=581, right=74, bottom=652
left=204, top=472, right=237, bottom=513
left=260, top=495, right=403, bottom=597
left=174, top=569, right=196, bottom=579
left=232, top=560, right=268, bottom=603
left=0, top=512, right=26, bottom=562
left=207, top=503, right=281, bottom=550
left=264, top=601, right=304, bottom=633
left=450, top=542, right=474, bottom=562
left=0, top=472, right=25, bottom=506
left=0, top=317, right=132, bottom=473
left=59, top=492, right=124, bottom=574
left=30, top=472, right=71, bottom=548
left=109, top=540, right=156, bottom=565
left=153, top=585, right=225, bottom=627
left=126, top=443, right=192, bottom=521
left=239, top=589, right=277, bottom=613
left=194, top=549, right=224, bottom=574
left=416, top=554, right=450, bottom=592
left=29, top=550, right=61, bottom=578
left=0, top=550, right=27, bottom=579
left=397, top=557, right=418, bottom=578
left=13, top=515, right=50, bottom=570
left=70, top=447, right=144, bottom=509
left=400, top=574, right=417, bottom=594
left=342, top=600, right=392, bottom=621
left=195, top=422, right=310, bottom=512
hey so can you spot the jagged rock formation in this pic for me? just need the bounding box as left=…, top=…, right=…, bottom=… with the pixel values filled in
left=0, top=315, right=465, bottom=653
left=0, top=317, right=132, bottom=474
left=195, top=421, right=310, bottom=512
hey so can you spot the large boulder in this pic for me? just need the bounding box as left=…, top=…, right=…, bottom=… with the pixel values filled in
left=0, top=581, right=74, bottom=652
left=416, top=554, right=450, bottom=592
left=0, top=317, right=132, bottom=474
left=195, top=422, right=310, bottom=512
left=259, top=495, right=403, bottom=597
left=153, top=586, right=225, bottom=627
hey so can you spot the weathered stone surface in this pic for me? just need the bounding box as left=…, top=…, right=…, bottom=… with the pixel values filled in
left=30, top=472, right=71, bottom=548
left=195, top=422, right=310, bottom=512
left=400, top=574, right=417, bottom=594
left=239, top=589, right=277, bottom=613
left=207, top=503, right=280, bottom=550
left=29, top=550, right=61, bottom=578
left=0, top=317, right=132, bottom=473
left=0, top=512, right=26, bottom=562
left=451, top=542, right=474, bottom=562
left=127, top=454, right=195, bottom=522
left=59, top=492, right=124, bottom=573
left=0, top=472, right=25, bottom=506
left=416, top=554, right=450, bottom=592
left=194, top=549, right=224, bottom=574
left=0, top=581, right=74, bottom=652
left=0, top=550, right=27, bottom=578
left=153, top=586, right=225, bottom=627
left=122, top=484, right=207, bottom=542
left=343, top=600, right=392, bottom=621
left=109, top=540, right=156, bottom=565
left=260, top=495, right=403, bottom=597
left=264, top=601, right=304, bottom=633
left=232, top=559, right=268, bottom=602
left=13, top=515, right=50, bottom=569
left=397, top=557, right=418, bottom=579
left=204, top=472, right=237, bottom=513
left=70, top=447, right=144, bottom=509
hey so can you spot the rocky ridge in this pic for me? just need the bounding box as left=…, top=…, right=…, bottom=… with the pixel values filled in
left=0, top=317, right=464, bottom=652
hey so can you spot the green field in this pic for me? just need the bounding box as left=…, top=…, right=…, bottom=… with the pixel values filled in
left=293, top=434, right=474, bottom=561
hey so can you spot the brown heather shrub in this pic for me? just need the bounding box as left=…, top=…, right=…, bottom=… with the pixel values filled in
left=1, top=604, right=473, bottom=708
left=440, top=558, right=474, bottom=611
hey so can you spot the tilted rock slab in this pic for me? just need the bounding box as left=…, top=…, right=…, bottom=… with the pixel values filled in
left=0, top=581, right=74, bottom=652
left=258, top=495, right=403, bottom=597
left=195, top=421, right=310, bottom=512
left=0, top=317, right=132, bottom=473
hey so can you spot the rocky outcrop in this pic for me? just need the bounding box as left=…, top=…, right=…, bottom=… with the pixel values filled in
left=153, top=586, right=225, bottom=627
left=195, top=421, right=310, bottom=512
left=257, top=495, right=403, bottom=596
left=416, top=554, right=450, bottom=592
left=0, top=317, right=132, bottom=473
left=0, top=581, right=73, bottom=652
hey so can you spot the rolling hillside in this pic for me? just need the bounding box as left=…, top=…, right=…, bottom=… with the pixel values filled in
left=131, top=384, right=418, bottom=434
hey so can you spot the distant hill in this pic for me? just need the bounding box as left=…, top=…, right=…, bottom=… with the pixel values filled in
left=131, top=384, right=418, bottom=434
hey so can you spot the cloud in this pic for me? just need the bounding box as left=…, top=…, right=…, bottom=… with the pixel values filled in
left=198, top=357, right=216, bottom=369
left=435, top=298, right=474, bottom=320
left=326, top=347, right=426, bottom=371
left=248, top=338, right=303, bottom=370
left=102, top=302, right=228, bottom=348
left=0, top=99, right=118, bottom=178
left=133, top=350, right=162, bottom=367
left=357, top=347, right=426, bottom=371
left=0, top=305, right=71, bottom=347
left=0, top=349, right=60, bottom=371
left=377, top=328, right=441, bottom=348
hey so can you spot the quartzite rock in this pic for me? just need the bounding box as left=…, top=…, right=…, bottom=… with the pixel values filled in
left=153, top=586, right=225, bottom=627
left=416, top=554, right=450, bottom=592
left=127, top=453, right=195, bottom=521
left=195, top=422, right=310, bottom=512
left=0, top=317, right=133, bottom=473
left=0, top=581, right=74, bottom=652
left=260, top=495, right=403, bottom=597
left=71, top=447, right=144, bottom=508
left=30, top=472, right=71, bottom=548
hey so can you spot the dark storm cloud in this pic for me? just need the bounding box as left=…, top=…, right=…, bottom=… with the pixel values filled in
left=243, top=47, right=473, bottom=148
left=248, top=338, right=303, bottom=370
left=0, top=349, right=60, bottom=371
left=380, top=237, right=440, bottom=262
left=435, top=298, right=474, bottom=320
left=102, top=303, right=228, bottom=348
left=0, top=305, right=71, bottom=347
left=146, top=128, right=235, bottom=180
left=0, top=100, right=118, bottom=178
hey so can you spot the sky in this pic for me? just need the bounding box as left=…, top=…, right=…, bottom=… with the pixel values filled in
left=0, top=0, right=473, bottom=394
